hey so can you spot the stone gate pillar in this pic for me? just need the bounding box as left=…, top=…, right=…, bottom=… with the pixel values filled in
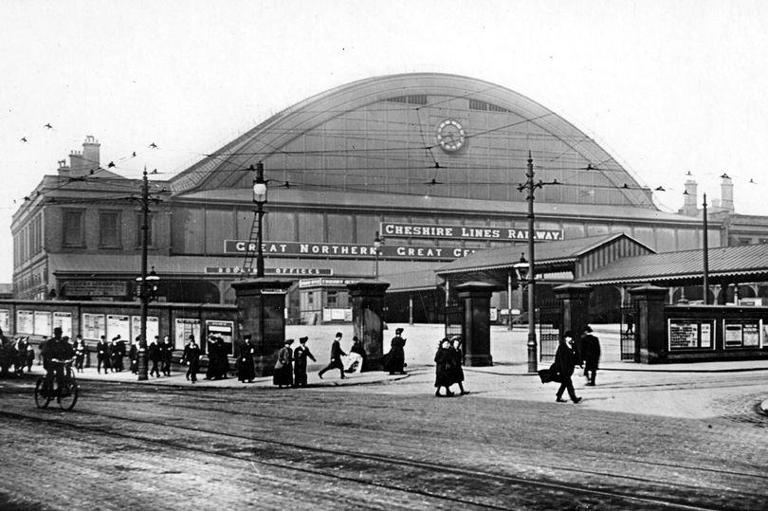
left=456, top=282, right=495, bottom=367
left=629, top=284, right=668, bottom=364
left=347, top=281, right=389, bottom=371
left=554, top=283, right=592, bottom=338
left=232, top=278, right=294, bottom=376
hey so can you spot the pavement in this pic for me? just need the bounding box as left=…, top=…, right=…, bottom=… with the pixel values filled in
left=16, top=321, right=768, bottom=419
left=30, top=364, right=409, bottom=389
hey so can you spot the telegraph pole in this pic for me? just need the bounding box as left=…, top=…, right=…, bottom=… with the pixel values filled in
left=138, top=167, right=150, bottom=380
left=525, top=151, right=537, bottom=373
left=702, top=193, right=709, bottom=304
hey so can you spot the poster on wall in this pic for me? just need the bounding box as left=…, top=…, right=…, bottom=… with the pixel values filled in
left=174, top=318, right=201, bottom=350
left=743, top=322, right=761, bottom=347
left=17, top=310, right=34, bottom=334
left=130, top=316, right=160, bottom=343
left=34, top=311, right=52, bottom=337
left=205, top=320, right=234, bottom=355
left=82, top=313, right=106, bottom=340
left=53, top=312, right=72, bottom=338
left=668, top=320, right=698, bottom=349
left=0, top=309, right=9, bottom=332
left=700, top=323, right=712, bottom=348
left=724, top=322, right=744, bottom=348
left=106, top=314, right=130, bottom=341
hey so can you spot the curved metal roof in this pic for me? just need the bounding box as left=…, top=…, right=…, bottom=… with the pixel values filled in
left=170, top=73, right=653, bottom=208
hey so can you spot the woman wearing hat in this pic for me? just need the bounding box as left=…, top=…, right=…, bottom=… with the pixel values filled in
left=384, top=328, right=407, bottom=375
left=293, top=336, right=316, bottom=387
left=553, top=330, right=582, bottom=403
left=273, top=339, right=294, bottom=388
left=433, top=338, right=454, bottom=397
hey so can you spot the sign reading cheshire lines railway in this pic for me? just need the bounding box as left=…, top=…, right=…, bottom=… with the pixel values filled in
left=380, top=222, right=564, bottom=241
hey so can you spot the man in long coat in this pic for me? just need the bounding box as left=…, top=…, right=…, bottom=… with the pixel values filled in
left=160, top=335, right=173, bottom=376
left=554, top=330, right=582, bottom=404
left=237, top=335, right=256, bottom=383
left=580, top=325, right=601, bottom=386
left=293, top=336, right=316, bottom=387
left=182, top=336, right=201, bottom=383
left=96, top=335, right=111, bottom=374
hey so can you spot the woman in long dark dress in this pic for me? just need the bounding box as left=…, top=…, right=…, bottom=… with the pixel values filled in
left=449, top=337, right=468, bottom=395
left=273, top=339, right=294, bottom=388
left=434, top=338, right=454, bottom=397
left=293, top=336, right=315, bottom=387
left=214, top=337, right=230, bottom=379
left=237, top=335, right=256, bottom=383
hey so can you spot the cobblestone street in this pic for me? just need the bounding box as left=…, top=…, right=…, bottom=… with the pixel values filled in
left=1, top=368, right=766, bottom=510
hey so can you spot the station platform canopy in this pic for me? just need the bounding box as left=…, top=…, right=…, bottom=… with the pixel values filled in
left=436, top=233, right=655, bottom=289
left=575, top=243, right=768, bottom=287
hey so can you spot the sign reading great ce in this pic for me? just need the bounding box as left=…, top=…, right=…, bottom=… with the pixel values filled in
left=380, top=222, right=564, bottom=241
left=223, top=240, right=477, bottom=261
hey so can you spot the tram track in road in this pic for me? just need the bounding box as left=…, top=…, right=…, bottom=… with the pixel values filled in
left=3, top=381, right=768, bottom=486
left=0, top=403, right=764, bottom=511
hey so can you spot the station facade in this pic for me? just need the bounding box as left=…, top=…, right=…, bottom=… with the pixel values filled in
left=13, top=73, right=730, bottom=322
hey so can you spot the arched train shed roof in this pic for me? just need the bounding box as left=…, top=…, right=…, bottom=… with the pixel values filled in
left=170, top=73, right=654, bottom=208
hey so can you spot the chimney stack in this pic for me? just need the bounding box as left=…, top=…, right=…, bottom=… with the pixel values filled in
left=82, top=135, right=100, bottom=168
left=67, top=136, right=100, bottom=178
left=69, top=150, right=85, bottom=176
left=720, top=173, right=734, bottom=213
left=57, top=159, right=70, bottom=176
left=680, top=178, right=698, bottom=216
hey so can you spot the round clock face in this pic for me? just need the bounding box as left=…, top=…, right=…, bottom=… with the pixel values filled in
left=436, top=119, right=466, bottom=152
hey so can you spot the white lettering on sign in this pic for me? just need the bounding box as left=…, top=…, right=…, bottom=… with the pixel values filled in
left=380, top=222, right=564, bottom=242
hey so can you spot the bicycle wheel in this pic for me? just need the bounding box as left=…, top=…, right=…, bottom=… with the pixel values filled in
left=57, top=376, right=78, bottom=411
left=34, top=377, right=51, bottom=409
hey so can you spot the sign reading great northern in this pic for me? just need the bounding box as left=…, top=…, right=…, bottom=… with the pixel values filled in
left=224, top=240, right=478, bottom=260
left=380, top=222, right=564, bottom=241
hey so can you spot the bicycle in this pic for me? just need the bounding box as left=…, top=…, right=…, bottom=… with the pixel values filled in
left=35, top=358, right=78, bottom=411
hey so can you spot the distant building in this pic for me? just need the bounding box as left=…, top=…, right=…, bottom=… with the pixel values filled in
left=14, top=73, right=739, bottom=322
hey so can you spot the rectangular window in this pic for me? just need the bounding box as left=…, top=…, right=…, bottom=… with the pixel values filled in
left=326, top=290, right=338, bottom=306
left=63, top=210, right=85, bottom=247
left=99, top=211, right=121, bottom=248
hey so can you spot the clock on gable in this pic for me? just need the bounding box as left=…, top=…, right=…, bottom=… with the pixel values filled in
left=436, top=119, right=466, bottom=153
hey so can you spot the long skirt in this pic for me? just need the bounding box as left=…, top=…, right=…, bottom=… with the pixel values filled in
left=273, top=364, right=293, bottom=387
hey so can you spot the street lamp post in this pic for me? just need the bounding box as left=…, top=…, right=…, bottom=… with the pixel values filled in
left=252, top=162, right=268, bottom=278
left=373, top=231, right=382, bottom=279
left=524, top=152, right=537, bottom=373
left=513, top=251, right=530, bottom=346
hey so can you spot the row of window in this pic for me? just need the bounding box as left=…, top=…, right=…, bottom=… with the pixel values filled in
left=62, top=209, right=153, bottom=249
left=14, top=214, right=43, bottom=267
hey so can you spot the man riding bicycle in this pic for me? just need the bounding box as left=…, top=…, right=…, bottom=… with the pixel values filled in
left=40, top=327, right=75, bottom=395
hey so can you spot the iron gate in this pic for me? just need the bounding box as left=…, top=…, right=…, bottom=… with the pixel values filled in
left=538, top=302, right=561, bottom=361
left=444, top=303, right=463, bottom=342
left=620, top=305, right=637, bottom=361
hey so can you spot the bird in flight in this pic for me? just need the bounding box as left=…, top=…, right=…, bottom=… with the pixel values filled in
left=107, top=161, right=116, bottom=168
left=44, top=123, right=52, bottom=129
left=20, top=137, right=27, bottom=142
left=149, top=142, right=158, bottom=149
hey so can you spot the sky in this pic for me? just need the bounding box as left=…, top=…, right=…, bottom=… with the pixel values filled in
left=2, top=0, right=768, bottom=282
